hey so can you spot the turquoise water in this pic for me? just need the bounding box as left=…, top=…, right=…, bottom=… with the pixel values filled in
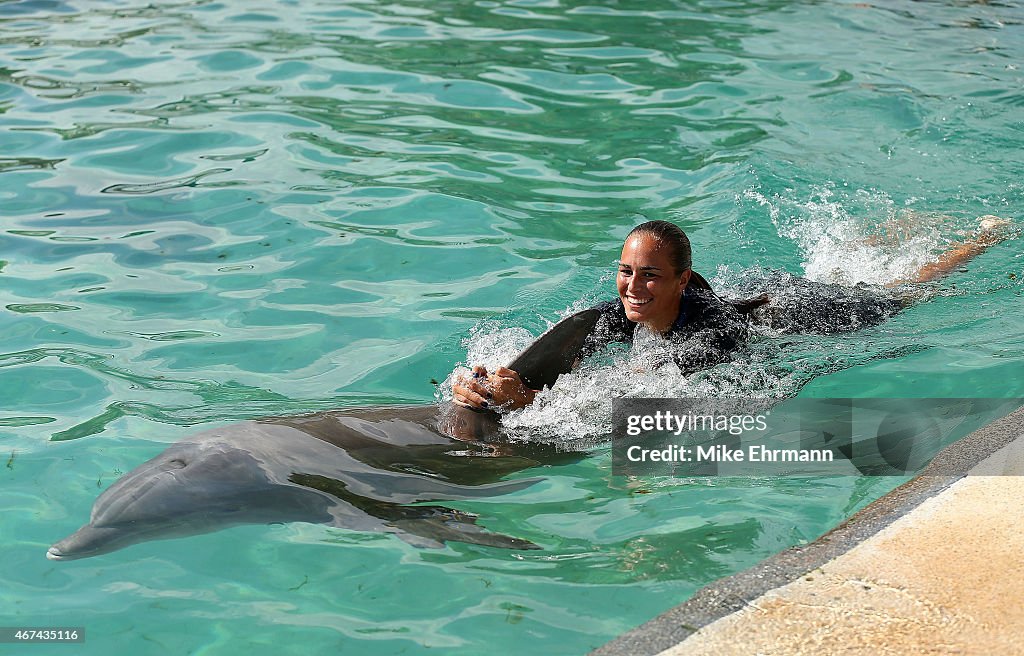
left=2, top=0, right=1023, bottom=654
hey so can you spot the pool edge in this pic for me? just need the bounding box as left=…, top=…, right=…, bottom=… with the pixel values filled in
left=589, top=402, right=1024, bottom=656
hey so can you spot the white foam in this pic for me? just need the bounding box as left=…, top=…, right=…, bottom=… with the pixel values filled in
left=434, top=325, right=534, bottom=406
left=447, top=324, right=798, bottom=448
left=743, top=184, right=957, bottom=286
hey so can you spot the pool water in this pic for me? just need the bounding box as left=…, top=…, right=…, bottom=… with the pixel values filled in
left=2, top=0, right=1023, bottom=654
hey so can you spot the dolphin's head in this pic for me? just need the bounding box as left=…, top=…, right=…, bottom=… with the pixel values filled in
left=47, top=440, right=307, bottom=561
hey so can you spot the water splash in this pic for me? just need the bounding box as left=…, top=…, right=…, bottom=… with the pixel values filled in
left=443, top=318, right=805, bottom=448
left=742, top=183, right=969, bottom=286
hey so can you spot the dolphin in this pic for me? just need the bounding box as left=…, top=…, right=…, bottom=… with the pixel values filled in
left=47, top=310, right=602, bottom=561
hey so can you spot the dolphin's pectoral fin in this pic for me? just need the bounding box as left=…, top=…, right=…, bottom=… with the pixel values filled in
left=289, top=473, right=539, bottom=550
left=392, top=508, right=541, bottom=551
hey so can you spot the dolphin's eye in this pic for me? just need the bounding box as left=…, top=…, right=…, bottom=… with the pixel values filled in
left=167, top=459, right=187, bottom=470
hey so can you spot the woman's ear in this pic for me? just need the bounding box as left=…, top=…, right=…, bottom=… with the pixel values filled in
left=679, top=269, right=692, bottom=289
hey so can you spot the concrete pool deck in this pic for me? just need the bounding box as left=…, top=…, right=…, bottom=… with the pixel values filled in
left=592, top=404, right=1024, bottom=656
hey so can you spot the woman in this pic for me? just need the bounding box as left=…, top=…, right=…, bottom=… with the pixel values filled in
left=453, top=217, right=1012, bottom=411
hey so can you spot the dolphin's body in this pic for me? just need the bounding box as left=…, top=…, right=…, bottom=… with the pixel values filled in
left=47, top=406, right=575, bottom=560
left=48, top=310, right=603, bottom=561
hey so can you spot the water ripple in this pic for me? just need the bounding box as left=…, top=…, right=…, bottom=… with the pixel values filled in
left=2, top=1, right=1023, bottom=653
left=100, top=166, right=233, bottom=194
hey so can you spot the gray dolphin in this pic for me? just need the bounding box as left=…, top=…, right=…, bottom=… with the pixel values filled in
left=47, top=310, right=602, bottom=561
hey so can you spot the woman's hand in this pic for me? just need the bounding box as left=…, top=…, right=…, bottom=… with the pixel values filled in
left=453, top=365, right=537, bottom=411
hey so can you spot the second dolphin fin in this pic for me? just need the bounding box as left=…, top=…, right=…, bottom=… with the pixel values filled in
left=507, top=308, right=601, bottom=389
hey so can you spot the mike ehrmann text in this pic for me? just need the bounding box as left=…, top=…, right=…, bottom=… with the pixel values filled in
left=625, top=444, right=835, bottom=463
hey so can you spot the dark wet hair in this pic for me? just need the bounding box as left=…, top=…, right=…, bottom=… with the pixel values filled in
left=626, top=220, right=692, bottom=274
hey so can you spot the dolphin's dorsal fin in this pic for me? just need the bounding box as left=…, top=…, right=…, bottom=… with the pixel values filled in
left=730, top=293, right=770, bottom=315
left=507, top=308, right=601, bottom=390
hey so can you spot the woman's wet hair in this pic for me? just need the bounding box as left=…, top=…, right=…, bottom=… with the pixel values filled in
left=626, top=220, right=692, bottom=274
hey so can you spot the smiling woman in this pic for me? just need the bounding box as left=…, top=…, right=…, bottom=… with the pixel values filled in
left=452, top=220, right=753, bottom=411
left=452, top=216, right=1015, bottom=413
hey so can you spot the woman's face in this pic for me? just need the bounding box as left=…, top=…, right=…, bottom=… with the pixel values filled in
left=617, top=233, right=690, bottom=332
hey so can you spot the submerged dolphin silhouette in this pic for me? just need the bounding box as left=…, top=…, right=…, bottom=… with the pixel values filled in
left=47, top=310, right=602, bottom=561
